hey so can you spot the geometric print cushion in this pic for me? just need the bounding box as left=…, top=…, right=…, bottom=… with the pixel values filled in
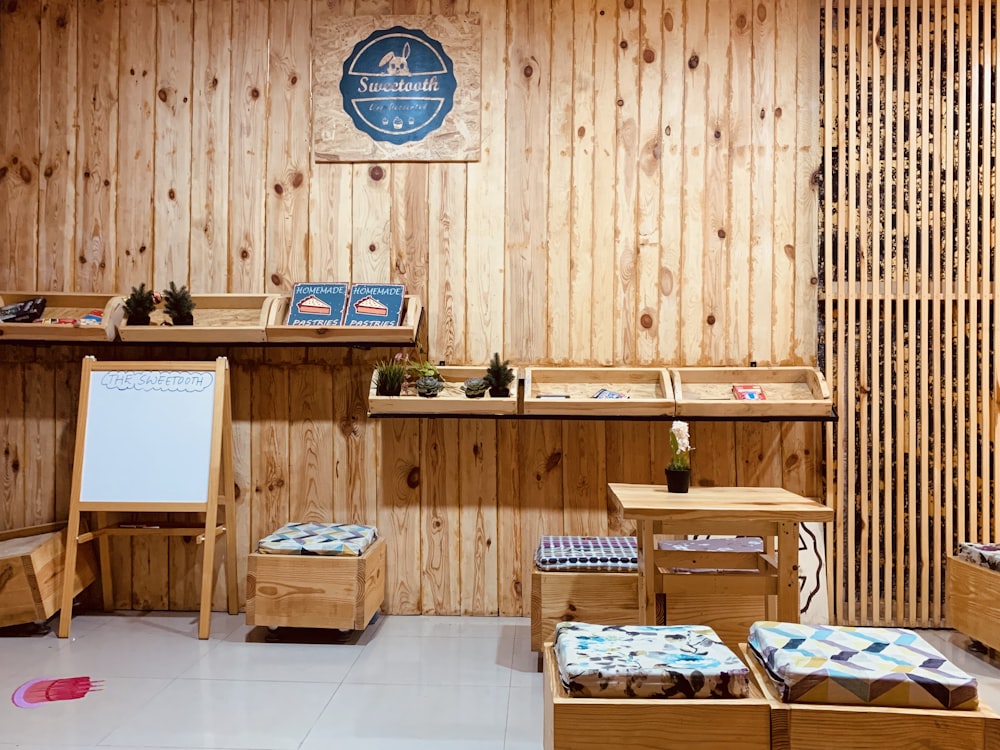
left=257, top=522, right=377, bottom=557
left=957, top=541, right=1000, bottom=572
left=553, top=621, right=751, bottom=699
left=748, top=621, right=979, bottom=710
left=534, top=535, right=638, bottom=572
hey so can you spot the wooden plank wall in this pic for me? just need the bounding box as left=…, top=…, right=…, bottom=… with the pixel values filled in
left=823, top=0, right=998, bottom=627
left=0, top=0, right=823, bottom=617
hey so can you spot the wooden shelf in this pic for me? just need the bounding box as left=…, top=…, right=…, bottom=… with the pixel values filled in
left=0, top=292, right=124, bottom=342
left=118, top=294, right=279, bottom=343
left=522, top=367, right=675, bottom=417
left=670, top=366, right=833, bottom=419
left=368, top=365, right=519, bottom=416
left=265, top=295, right=422, bottom=345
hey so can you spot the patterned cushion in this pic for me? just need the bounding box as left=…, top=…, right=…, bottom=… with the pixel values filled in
left=534, top=535, right=638, bottom=572
left=554, top=622, right=751, bottom=699
left=957, top=541, right=1000, bottom=572
left=257, top=522, right=377, bottom=557
left=748, top=621, right=979, bottom=709
left=656, top=536, right=763, bottom=553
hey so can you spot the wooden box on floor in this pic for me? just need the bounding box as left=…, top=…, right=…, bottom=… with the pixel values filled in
left=946, top=555, right=1000, bottom=652
left=530, top=569, right=767, bottom=653
left=742, top=644, right=1000, bottom=750
left=543, top=643, right=771, bottom=750
left=246, top=536, right=385, bottom=630
left=0, top=525, right=98, bottom=628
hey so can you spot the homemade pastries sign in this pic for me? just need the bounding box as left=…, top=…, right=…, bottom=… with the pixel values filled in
left=313, top=13, right=481, bottom=162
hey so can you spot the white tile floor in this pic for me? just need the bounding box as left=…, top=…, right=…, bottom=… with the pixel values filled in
left=1, top=612, right=999, bottom=750
left=0, top=612, right=543, bottom=750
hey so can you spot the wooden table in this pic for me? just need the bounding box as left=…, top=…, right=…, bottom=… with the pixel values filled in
left=607, top=484, right=834, bottom=625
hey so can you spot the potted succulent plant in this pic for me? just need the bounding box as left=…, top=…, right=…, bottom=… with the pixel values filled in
left=484, top=353, right=515, bottom=398
left=122, top=283, right=158, bottom=326
left=374, top=355, right=407, bottom=396
left=162, top=281, right=196, bottom=326
left=462, top=377, right=488, bottom=399
left=414, top=376, right=444, bottom=398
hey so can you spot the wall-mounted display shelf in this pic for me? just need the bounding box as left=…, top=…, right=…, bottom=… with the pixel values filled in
left=266, top=295, right=423, bottom=346
left=117, top=294, right=279, bottom=343
left=670, top=366, right=833, bottom=419
left=0, top=292, right=123, bottom=342
left=368, top=365, right=519, bottom=417
left=522, top=367, right=675, bottom=417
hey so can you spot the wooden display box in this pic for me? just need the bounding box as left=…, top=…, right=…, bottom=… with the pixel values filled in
left=368, top=365, right=519, bottom=416
left=0, top=525, right=98, bottom=628
left=946, top=555, right=1000, bottom=653
left=543, top=643, right=772, bottom=750
left=246, top=536, right=385, bottom=630
left=523, top=367, right=674, bottom=417
left=670, top=366, right=833, bottom=419
left=0, top=292, right=123, bottom=342
left=118, top=293, right=279, bottom=343
left=742, top=643, right=1000, bottom=749
left=265, top=295, right=423, bottom=345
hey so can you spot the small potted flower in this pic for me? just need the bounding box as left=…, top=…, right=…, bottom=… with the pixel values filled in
left=666, top=420, right=692, bottom=493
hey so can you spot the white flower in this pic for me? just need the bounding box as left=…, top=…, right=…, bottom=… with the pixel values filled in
left=668, top=420, right=692, bottom=470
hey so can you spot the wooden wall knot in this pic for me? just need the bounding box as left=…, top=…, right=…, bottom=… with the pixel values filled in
left=406, top=467, right=420, bottom=489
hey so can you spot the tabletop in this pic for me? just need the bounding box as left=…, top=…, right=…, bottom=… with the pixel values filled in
left=607, top=484, right=834, bottom=523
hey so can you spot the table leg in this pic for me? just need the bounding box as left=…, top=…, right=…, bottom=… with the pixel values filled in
left=638, top=521, right=657, bottom=624
left=777, top=522, right=800, bottom=622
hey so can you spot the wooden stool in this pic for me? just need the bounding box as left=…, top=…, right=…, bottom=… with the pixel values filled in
left=246, top=523, right=385, bottom=630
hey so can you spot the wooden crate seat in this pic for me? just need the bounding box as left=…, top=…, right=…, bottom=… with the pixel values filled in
left=530, top=535, right=769, bottom=653
left=246, top=523, right=385, bottom=631
left=543, top=623, right=772, bottom=750
left=0, top=525, right=98, bottom=628
left=742, top=623, right=1000, bottom=750
left=947, top=544, right=1000, bottom=653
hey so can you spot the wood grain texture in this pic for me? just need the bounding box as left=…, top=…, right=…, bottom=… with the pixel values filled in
left=37, top=0, right=77, bottom=292
left=191, top=0, right=232, bottom=294
left=117, top=0, right=156, bottom=291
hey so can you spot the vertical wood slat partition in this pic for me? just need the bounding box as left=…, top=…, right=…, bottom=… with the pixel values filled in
left=823, top=0, right=998, bottom=627
left=0, top=0, right=825, bottom=617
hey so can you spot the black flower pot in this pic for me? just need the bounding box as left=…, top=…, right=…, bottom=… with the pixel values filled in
left=127, top=314, right=151, bottom=326
left=489, top=387, right=510, bottom=398
left=665, top=468, right=690, bottom=493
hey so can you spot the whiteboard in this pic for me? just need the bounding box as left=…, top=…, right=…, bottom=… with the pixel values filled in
left=78, top=369, right=217, bottom=504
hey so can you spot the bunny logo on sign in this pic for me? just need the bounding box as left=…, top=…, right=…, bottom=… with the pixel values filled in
left=340, top=27, right=457, bottom=145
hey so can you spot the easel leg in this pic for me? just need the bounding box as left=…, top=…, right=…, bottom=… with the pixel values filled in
left=96, top=511, right=114, bottom=611
left=57, top=513, right=82, bottom=638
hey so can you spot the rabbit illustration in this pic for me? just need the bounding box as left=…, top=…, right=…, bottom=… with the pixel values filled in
left=379, top=42, right=411, bottom=75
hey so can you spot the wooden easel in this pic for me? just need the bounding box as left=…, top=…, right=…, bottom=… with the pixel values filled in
left=57, top=357, right=239, bottom=639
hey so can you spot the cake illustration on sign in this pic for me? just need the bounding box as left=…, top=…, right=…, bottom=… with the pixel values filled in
left=343, top=284, right=405, bottom=326
left=285, top=283, right=350, bottom=326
